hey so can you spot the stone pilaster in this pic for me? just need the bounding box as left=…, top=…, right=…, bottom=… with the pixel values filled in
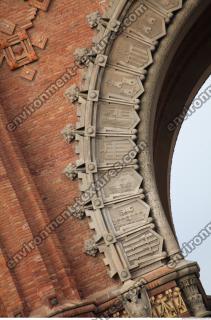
left=178, top=275, right=211, bottom=317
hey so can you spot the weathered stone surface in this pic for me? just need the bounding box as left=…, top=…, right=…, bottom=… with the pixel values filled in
left=96, top=101, right=140, bottom=134
left=100, top=168, right=143, bottom=202
left=122, top=286, right=152, bottom=317
left=149, top=0, right=183, bottom=12
left=103, top=198, right=151, bottom=235
left=178, top=275, right=211, bottom=317
left=108, top=34, right=153, bottom=72
left=125, top=3, right=166, bottom=42
left=95, top=136, right=137, bottom=166
left=100, top=67, right=144, bottom=102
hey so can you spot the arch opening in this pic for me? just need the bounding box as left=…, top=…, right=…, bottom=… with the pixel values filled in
left=151, top=0, right=211, bottom=295
left=171, top=75, right=211, bottom=293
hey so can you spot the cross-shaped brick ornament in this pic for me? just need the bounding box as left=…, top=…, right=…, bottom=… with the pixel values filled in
left=0, top=30, right=38, bottom=70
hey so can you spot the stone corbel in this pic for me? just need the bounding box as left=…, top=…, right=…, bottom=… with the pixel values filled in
left=73, top=48, right=96, bottom=67
left=84, top=238, right=99, bottom=257
left=63, top=163, right=78, bottom=181
left=61, top=124, right=77, bottom=143
left=122, top=285, right=152, bottom=317
left=65, top=85, right=80, bottom=104
left=86, top=12, right=102, bottom=29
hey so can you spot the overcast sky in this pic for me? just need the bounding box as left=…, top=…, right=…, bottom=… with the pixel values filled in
left=171, top=76, right=211, bottom=294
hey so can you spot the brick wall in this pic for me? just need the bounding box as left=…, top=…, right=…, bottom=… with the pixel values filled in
left=0, top=0, right=119, bottom=316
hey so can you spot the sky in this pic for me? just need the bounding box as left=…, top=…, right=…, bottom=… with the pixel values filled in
left=171, top=76, right=211, bottom=294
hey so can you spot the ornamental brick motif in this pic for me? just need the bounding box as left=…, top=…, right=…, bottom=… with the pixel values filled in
left=0, top=1, right=50, bottom=80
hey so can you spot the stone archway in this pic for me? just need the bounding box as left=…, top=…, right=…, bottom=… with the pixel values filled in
left=64, top=0, right=211, bottom=317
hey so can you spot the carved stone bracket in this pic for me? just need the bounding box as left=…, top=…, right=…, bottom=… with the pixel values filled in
left=61, top=124, right=77, bottom=143
left=65, top=85, right=80, bottom=103
left=84, top=238, right=99, bottom=257
left=87, top=12, right=102, bottom=29
left=122, top=285, right=152, bottom=317
left=64, top=163, right=78, bottom=181
left=73, top=48, right=96, bottom=67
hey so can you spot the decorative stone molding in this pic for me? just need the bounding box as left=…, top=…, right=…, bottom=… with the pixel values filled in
left=178, top=275, right=211, bottom=317
left=64, top=0, right=186, bottom=282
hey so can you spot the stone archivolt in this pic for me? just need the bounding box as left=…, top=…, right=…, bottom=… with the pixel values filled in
left=63, top=0, right=211, bottom=317
left=64, top=0, right=183, bottom=283
left=0, top=0, right=210, bottom=317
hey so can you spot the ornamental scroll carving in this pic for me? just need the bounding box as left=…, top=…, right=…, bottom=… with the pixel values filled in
left=63, top=0, right=183, bottom=282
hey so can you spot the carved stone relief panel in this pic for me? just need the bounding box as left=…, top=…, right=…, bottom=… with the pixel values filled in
left=99, top=67, right=144, bottom=102
left=150, top=287, right=188, bottom=317
left=118, top=225, right=164, bottom=270
left=95, top=136, right=137, bottom=167
left=107, top=34, right=153, bottom=73
left=96, top=101, right=140, bottom=134
left=148, top=0, right=183, bottom=13
left=102, top=197, right=151, bottom=236
left=125, top=2, right=166, bottom=42
left=99, top=168, right=143, bottom=202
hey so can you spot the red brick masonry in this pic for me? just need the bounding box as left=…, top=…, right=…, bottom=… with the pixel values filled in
left=0, top=0, right=120, bottom=317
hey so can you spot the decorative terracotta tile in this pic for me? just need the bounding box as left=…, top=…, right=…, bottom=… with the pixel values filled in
left=18, top=21, right=33, bottom=31
left=28, top=0, right=52, bottom=11
left=31, top=32, right=48, bottom=49
left=0, top=19, right=16, bottom=35
left=2, top=30, right=38, bottom=70
left=20, top=65, right=37, bottom=81
left=27, top=7, right=38, bottom=21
